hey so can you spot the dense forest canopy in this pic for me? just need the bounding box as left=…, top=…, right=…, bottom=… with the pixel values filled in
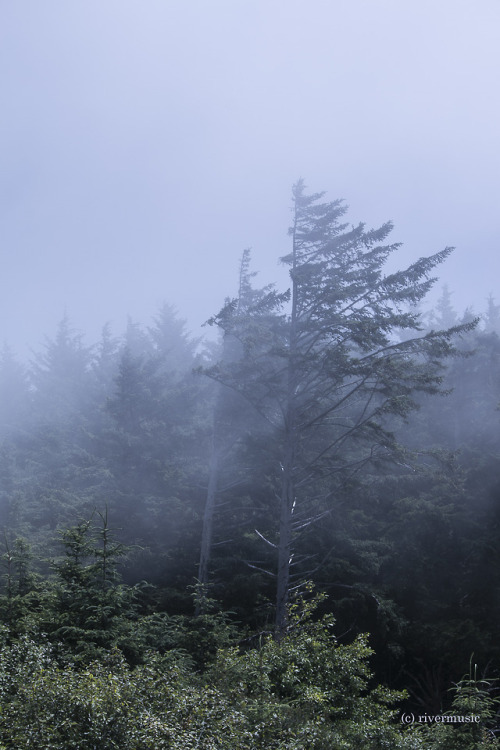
left=0, top=186, right=499, bottom=747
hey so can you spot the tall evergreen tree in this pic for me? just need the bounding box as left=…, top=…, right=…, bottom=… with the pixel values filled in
left=148, top=303, right=200, bottom=375
left=99, top=310, right=208, bottom=589
left=197, top=250, right=286, bottom=605
left=11, top=317, right=100, bottom=534
left=30, top=315, right=93, bottom=424
left=207, top=181, right=472, bottom=637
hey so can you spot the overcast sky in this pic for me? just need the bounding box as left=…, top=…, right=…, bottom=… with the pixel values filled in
left=1, top=1, right=499, bottom=356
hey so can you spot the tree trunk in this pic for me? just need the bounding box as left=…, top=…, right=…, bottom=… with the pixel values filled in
left=196, top=442, right=219, bottom=615
left=275, top=435, right=295, bottom=639
left=275, top=206, right=299, bottom=638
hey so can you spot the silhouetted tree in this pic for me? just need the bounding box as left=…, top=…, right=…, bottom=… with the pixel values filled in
left=207, top=181, right=472, bottom=637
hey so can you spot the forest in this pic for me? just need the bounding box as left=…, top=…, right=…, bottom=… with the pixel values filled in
left=0, top=183, right=499, bottom=748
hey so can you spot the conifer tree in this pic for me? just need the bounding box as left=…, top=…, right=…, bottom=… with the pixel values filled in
left=49, top=511, right=135, bottom=661
left=207, top=181, right=473, bottom=637
left=30, top=315, right=93, bottom=424
left=197, top=249, right=288, bottom=605
left=430, top=285, right=458, bottom=329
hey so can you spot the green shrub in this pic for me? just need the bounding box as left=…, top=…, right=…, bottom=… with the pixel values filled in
left=0, top=633, right=252, bottom=749
left=208, top=590, right=422, bottom=749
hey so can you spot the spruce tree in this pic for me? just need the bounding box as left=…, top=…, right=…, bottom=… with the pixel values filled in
left=207, top=181, right=473, bottom=637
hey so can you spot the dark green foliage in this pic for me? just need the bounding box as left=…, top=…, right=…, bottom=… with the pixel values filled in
left=0, top=535, right=45, bottom=634
left=43, top=513, right=139, bottom=663
left=0, top=592, right=428, bottom=750
left=415, top=660, right=500, bottom=749
left=209, top=589, right=419, bottom=749
left=0, top=634, right=252, bottom=750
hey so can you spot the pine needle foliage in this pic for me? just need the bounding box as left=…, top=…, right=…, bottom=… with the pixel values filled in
left=205, top=180, right=475, bottom=637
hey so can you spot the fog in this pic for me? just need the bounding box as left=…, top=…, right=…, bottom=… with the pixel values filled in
left=2, top=5, right=500, bottom=730
left=1, top=0, right=499, bottom=355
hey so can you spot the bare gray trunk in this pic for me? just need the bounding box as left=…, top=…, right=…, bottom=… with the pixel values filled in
left=275, top=436, right=295, bottom=639
left=275, top=204, right=299, bottom=638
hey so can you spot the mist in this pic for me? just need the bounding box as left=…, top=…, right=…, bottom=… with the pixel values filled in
left=1, top=2, right=500, bottom=744
left=1, top=1, right=499, bottom=355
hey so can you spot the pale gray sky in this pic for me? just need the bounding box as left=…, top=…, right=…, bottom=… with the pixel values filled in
left=1, top=0, right=499, bottom=354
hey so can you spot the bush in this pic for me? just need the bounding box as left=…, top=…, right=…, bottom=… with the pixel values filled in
left=4, top=593, right=495, bottom=748
left=208, top=590, right=422, bottom=749
left=0, top=632, right=251, bottom=749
